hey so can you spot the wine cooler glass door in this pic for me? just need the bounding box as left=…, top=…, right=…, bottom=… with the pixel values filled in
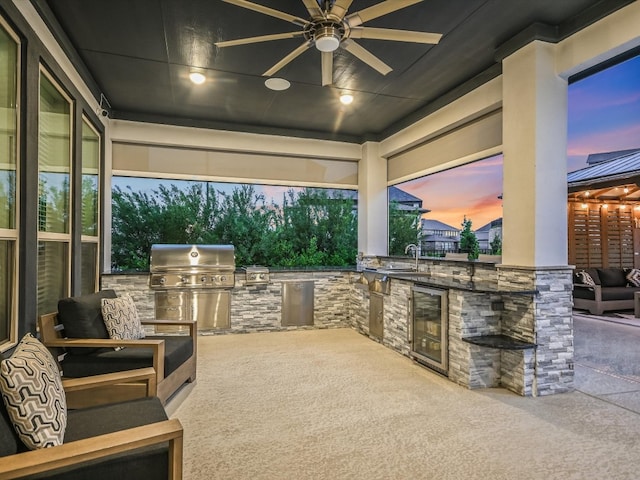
left=411, top=286, right=448, bottom=374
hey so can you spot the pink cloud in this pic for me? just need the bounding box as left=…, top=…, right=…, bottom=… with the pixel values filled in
left=568, top=123, right=640, bottom=158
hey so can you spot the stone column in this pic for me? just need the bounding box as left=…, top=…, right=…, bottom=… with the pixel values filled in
left=499, top=41, right=574, bottom=395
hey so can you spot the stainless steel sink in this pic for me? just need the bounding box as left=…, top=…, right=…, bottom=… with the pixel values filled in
left=354, top=267, right=426, bottom=295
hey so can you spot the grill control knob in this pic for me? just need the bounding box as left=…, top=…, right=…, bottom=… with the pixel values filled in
left=201, top=275, right=207, bottom=282
left=180, top=275, right=189, bottom=284
left=220, top=275, right=227, bottom=282
left=159, top=277, right=166, bottom=285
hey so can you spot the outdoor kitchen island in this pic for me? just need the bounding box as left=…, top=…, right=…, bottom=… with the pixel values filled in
left=102, top=256, right=574, bottom=397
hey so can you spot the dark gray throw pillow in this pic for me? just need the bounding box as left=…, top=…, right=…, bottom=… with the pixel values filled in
left=57, top=290, right=117, bottom=355
left=596, top=268, right=627, bottom=287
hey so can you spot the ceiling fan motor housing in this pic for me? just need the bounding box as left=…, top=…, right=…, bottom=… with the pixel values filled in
left=305, top=21, right=346, bottom=52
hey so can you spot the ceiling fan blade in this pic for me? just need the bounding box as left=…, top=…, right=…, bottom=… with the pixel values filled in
left=341, top=39, right=392, bottom=75
left=263, top=41, right=311, bottom=77
left=216, top=31, right=304, bottom=48
left=222, top=0, right=308, bottom=27
left=350, top=27, right=441, bottom=44
left=329, top=0, right=354, bottom=20
left=301, top=0, right=324, bottom=18
left=321, top=51, right=333, bottom=86
left=346, top=0, right=423, bottom=27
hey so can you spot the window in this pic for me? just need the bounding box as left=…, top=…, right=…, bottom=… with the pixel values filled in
left=0, top=18, right=19, bottom=349
left=80, top=118, right=100, bottom=294
left=111, top=177, right=357, bottom=270
left=390, top=155, right=503, bottom=257
left=38, top=70, right=71, bottom=316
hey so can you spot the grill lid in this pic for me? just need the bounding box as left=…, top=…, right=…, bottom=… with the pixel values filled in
left=150, top=244, right=235, bottom=272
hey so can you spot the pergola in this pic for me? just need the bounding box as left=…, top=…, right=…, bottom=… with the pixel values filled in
left=568, top=149, right=640, bottom=269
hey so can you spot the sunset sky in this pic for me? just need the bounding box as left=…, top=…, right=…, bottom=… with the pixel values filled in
left=397, top=52, right=640, bottom=229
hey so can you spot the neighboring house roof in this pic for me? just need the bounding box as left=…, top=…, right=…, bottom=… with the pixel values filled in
left=389, top=186, right=430, bottom=214
left=422, top=219, right=459, bottom=232
left=567, top=149, right=640, bottom=187
left=586, top=148, right=640, bottom=165
left=389, top=186, right=422, bottom=204
left=476, top=218, right=503, bottom=232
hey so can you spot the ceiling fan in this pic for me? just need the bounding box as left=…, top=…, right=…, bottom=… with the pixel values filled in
left=215, top=0, right=442, bottom=86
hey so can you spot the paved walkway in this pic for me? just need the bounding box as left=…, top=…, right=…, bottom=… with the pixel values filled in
left=574, top=312, right=640, bottom=413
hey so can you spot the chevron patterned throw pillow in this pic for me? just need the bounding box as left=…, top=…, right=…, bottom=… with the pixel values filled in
left=626, top=268, right=640, bottom=287
left=577, top=270, right=596, bottom=287
left=101, top=294, right=146, bottom=345
left=0, top=333, right=67, bottom=449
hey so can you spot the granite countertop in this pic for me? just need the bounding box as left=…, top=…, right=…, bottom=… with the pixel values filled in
left=364, top=270, right=538, bottom=295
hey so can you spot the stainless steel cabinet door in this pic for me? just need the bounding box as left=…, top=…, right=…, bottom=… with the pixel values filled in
left=192, top=290, right=231, bottom=330
left=281, top=281, right=314, bottom=326
left=369, top=292, right=384, bottom=340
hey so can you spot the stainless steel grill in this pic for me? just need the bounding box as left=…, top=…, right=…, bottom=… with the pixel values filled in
left=149, top=244, right=235, bottom=330
left=149, top=244, right=235, bottom=289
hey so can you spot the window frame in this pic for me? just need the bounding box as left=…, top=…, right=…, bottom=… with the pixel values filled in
left=0, top=15, right=20, bottom=351
left=80, top=115, right=101, bottom=293
left=37, top=67, right=73, bottom=315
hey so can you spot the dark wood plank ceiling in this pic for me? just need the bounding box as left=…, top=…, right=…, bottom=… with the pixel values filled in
left=34, top=0, right=634, bottom=142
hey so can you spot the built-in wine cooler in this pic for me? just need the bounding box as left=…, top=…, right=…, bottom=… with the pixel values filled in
left=409, top=285, right=448, bottom=375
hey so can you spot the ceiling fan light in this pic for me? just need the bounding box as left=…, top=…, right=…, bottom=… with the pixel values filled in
left=340, top=93, right=354, bottom=105
left=189, top=71, right=206, bottom=85
left=314, top=26, right=341, bottom=52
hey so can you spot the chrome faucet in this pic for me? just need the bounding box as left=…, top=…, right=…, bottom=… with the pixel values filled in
left=405, top=243, right=419, bottom=271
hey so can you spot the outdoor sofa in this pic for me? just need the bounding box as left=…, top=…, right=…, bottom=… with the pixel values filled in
left=573, top=266, right=640, bottom=315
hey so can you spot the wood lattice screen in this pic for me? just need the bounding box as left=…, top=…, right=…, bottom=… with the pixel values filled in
left=569, top=203, right=637, bottom=268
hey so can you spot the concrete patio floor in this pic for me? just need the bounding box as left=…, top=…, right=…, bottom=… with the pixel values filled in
left=573, top=311, right=640, bottom=413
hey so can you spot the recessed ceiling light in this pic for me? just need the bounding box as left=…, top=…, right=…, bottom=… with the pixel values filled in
left=189, top=71, right=206, bottom=85
left=265, top=77, right=290, bottom=91
left=340, top=93, right=354, bottom=105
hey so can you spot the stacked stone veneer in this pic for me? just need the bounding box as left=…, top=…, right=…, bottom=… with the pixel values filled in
left=228, top=271, right=351, bottom=333
left=349, top=278, right=369, bottom=337
left=102, top=271, right=351, bottom=335
left=498, top=266, right=574, bottom=396
left=366, top=257, right=574, bottom=397
left=447, top=290, right=504, bottom=390
left=101, top=275, right=156, bottom=321
left=102, top=261, right=574, bottom=396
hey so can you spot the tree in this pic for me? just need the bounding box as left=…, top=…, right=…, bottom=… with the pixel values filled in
left=110, top=182, right=358, bottom=271
left=490, top=234, right=502, bottom=255
left=388, top=201, right=421, bottom=256
left=111, top=183, right=220, bottom=271
left=214, top=184, right=276, bottom=266
left=271, top=188, right=357, bottom=267
left=459, top=216, right=479, bottom=260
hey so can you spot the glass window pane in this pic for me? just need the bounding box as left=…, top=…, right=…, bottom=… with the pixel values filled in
left=0, top=23, right=18, bottom=230
left=80, top=242, right=98, bottom=295
left=81, top=120, right=99, bottom=236
left=0, top=240, right=15, bottom=343
left=39, top=74, right=70, bottom=234
left=37, top=241, right=69, bottom=317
